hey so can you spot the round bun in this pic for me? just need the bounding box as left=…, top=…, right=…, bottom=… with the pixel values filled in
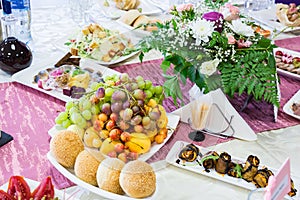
left=133, top=15, right=150, bottom=28
left=120, top=160, right=156, bottom=198
left=74, top=150, right=100, bottom=186
left=96, top=158, right=125, bottom=195
left=120, top=9, right=141, bottom=25
left=50, top=130, right=84, bottom=168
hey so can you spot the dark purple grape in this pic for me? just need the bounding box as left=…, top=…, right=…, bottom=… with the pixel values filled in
left=133, top=89, right=145, bottom=100
left=123, top=108, right=133, bottom=121
left=122, top=100, right=130, bottom=109
left=130, top=115, right=142, bottom=125
left=137, top=100, right=144, bottom=107
left=101, top=103, right=112, bottom=115
left=95, top=87, right=105, bottom=98
left=112, top=90, right=126, bottom=102
left=132, top=105, right=140, bottom=114
left=111, top=101, right=123, bottom=113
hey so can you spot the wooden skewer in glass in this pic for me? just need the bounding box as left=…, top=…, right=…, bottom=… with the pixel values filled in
left=188, top=103, right=235, bottom=142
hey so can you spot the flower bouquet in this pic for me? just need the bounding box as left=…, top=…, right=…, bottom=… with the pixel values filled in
left=138, top=2, right=279, bottom=107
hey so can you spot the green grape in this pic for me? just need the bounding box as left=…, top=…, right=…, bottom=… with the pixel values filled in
left=137, top=81, right=145, bottom=89
left=55, top=116, right=63, bottom=125
left=69, top=106, right=79, bottom=115
left=105, top=87, right=115, bottom=97
left=149, top=85, right=156, bottom=94
left=65, top=101, right=74, bottom=110
left=90, top=82, right=101, bottom=90
left=91, top=105, right=100, bottom=115
left=62, top=119, right=72, bottom=128
left=58, top=111, right=68, bottom=121
left=82, top=99, right=92, bottom=110
left=144, top=90, right=153, bottom=99
left=82, top=109, right=92, bottom=120
left=70, top=112, right=83, bottom=124
left=135, top=75, right=144, bottom=82
left=144, top=80, right=152, bottom=89
left=154, top=85, right=163, bottom=95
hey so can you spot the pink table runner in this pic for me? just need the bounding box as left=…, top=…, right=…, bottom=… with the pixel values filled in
left=0, top=59, right=300, bottom=189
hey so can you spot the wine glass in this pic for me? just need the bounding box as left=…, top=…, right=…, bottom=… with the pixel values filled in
left=68, top=0, right=94, bottom=26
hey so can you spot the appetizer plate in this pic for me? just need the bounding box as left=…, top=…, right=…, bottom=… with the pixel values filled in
left=274, top=47, right=300, bottom=81
left=54, top=30, right=141, bottom=66
left=47, top=114, right=180, bottom=200
left=166, top=140, right=298, bottom=198
left=97, top=0, right=162, bottom=19
left=283, top=89, right=300, bottom=120
left=0, top=178, right=67, bottom=199
left=248, top=7, right=300, bottom=33
left=12, top=59, right=120, bottom=102
left=48, top=113, right=180, bottom=161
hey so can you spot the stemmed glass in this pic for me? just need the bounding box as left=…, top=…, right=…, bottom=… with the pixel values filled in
left=68, top=0, right=94, bottom=27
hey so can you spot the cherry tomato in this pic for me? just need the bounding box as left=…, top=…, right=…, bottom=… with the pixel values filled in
left=7, top=176, right=31, bottom=200
left=31, top=176, right=54, bottom=200
left=0, top=190, right=15, bottom=200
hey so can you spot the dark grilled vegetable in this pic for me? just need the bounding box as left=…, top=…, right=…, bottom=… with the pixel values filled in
left=242, top=155, right=260, bottom=182
left=201, top=151, right=219, bottom=171
left=288, top=179, right=297, bottom=197
left=179, top=144, right=200, bottom=162
left=227, top=162, right=243, bottom=178
left=215, top=152, right=231, bottom=174
left=253, top=167, right=274, bottom=188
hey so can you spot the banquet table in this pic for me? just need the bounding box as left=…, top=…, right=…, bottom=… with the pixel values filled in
left=0, top=1, right=300, bottom=200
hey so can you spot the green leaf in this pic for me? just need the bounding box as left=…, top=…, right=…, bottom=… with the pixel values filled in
left=161, top=59, right=171, bottom=73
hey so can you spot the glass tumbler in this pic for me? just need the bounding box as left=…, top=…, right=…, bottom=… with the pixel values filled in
left=69, top=0, right=93, bottom=26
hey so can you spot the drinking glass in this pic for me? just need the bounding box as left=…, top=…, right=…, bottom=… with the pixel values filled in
left=244, top=0, right=270, bottom=12
left=69, top=0, right=94, bottom=26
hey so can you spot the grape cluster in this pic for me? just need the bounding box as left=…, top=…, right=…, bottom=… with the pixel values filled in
left=55, top=73, right=168, bottom=162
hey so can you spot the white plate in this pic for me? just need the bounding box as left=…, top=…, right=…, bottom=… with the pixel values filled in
left=283, top=89, right=300, bottom=120
left=12, top=59, right=120, bottom=102
left=97, top=0, right=162, bottom=19
left=54, top=31, right=141, bottom=66
left=47, top=114, right=179, bottom=199
left=274, top=47, right=300, bottom=80
left=0, top=178, right=67, bottom=199
left=248, top=7, right=300, bottom=33
left=166, top=141, right=297, bottom=198
left=48, top=113, right=180, bottom=161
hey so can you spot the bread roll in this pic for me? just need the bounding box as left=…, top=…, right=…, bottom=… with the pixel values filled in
left=115, top=0, right=140, bottom=10
left=96, top=158, right=125, bottom=195
left=146, top=18, right=162, bottom=32
left=74, top=150, right=100, bottom=186
left=120, top=9, right=141, bottom=25
left=119, top=160, right=156, bottom=198
left=50, top=130, right=84, bottom=168
left=133, top=15, right=150, bottom=29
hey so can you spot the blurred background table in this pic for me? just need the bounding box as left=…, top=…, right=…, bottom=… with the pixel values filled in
left=0, top=0, right=300, bottom=199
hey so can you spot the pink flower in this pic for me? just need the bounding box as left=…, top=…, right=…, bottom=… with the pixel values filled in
left=225, top=3, right=240, bottom=15
left=220, top=3, right=240, bottom=21
left=226, top=34, right=236, bottom=44
left=237, top=39, right=252, bottom=48
left=176, top=3, right=193, bottom=12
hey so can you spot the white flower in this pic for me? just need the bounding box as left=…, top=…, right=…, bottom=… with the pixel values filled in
left=189, top=19, right=215, bottom=44
left=200, top=59, right=220, bottom=76
left=229, top=19, right=254, bottom=37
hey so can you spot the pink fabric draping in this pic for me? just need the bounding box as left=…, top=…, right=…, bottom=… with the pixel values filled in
left=0, top=57, right=300, bottom=189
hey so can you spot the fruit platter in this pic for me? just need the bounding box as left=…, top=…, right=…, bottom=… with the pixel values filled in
left=47, top=73, right=180, bottom=199
left=64, top=23, right=140, bottom=66
left=166, top=141, right=298, bottom=198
